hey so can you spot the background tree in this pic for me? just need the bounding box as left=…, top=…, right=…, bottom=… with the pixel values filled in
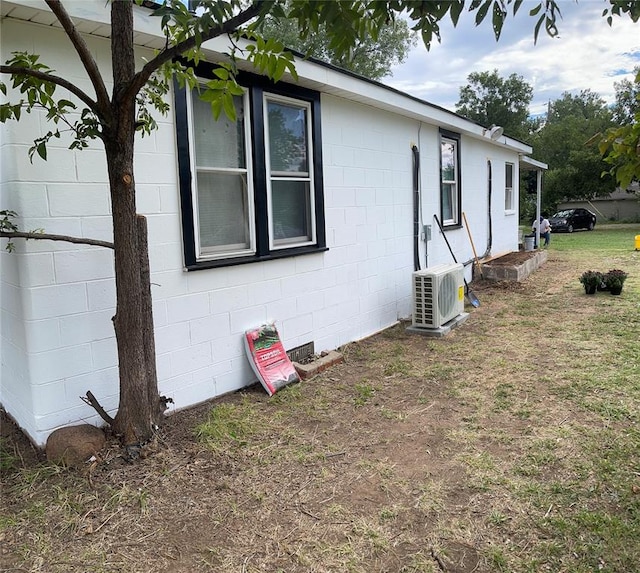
left=600, top=67, right=640, bottom=189
left=527, top=90, right=615, bottom=217
left=455, top=69, right=535, bottom=141
left=257, top=8, right=417, bottom=80
left=611, top=66, right=640, bottom=125
left=1, top=0, right=638, bottom=447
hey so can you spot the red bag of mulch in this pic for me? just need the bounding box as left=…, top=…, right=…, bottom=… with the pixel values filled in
left=244, top=323, right=300, bottom=396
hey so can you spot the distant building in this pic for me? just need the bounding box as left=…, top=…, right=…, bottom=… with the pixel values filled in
left=557, top=183, right=640, bottom=222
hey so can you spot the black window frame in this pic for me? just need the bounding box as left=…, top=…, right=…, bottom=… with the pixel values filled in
left=439, top=129, right=462, bottom=228
left=175, top=65, right=327, bottom=270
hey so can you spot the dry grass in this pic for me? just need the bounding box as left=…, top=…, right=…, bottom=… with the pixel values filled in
left=2, top=227, right=639, bottom=573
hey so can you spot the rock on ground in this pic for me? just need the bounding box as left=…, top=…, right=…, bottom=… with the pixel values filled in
left=45, top=424, right=106, bottom=467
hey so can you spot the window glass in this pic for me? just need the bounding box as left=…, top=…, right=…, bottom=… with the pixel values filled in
left=271, top=180, right=312, bottom=242
left=267, top=101, right=308, bottom=174
left=192, top=95, right=245, bottom=169
left=440, top=137, right=459, bottom=225
left=266, top=96, right=315, bottom=248
left=505, top=162, right=514, bottom=211
left=197, top=172, right=251, bottom=252
left=191, top=90, right=253, bottom=258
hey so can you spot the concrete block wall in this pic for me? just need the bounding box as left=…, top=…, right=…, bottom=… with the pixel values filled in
left=414, top=130, right=521, bottom=271
left=0, top=19, right=181, bottom=442
left=1, top=16, right=521, bottom=446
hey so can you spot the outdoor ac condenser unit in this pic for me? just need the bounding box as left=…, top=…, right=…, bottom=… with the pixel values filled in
left=412, top=263, right=465, bottom=328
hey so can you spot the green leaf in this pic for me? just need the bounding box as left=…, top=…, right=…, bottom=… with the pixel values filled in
left=57, top=99, right=76, bottom=111
left=274, top=57, right=287, bottom=82
left=213, top=67, right=229, bottom=80
left=475, top=0, right=492, bottom=25
left=450, top=1, right=464, bottom=26
left=492, top=3, right=505, bottom=40
left=513, top=0, right=524, bottom=16
left=210, top=97, right=223, bottom=121
left=222, top=94, right=236, bottom=122
left=0, top=104, right=14, bottom=122
left=228, top=83, right=245, bottom=97
left=533, top=15, right=544, bottom=43
left=36, top=142, right=47, bottom=161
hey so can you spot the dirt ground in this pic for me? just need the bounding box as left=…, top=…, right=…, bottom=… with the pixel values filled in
left=1, top=245, right=638, bottom=573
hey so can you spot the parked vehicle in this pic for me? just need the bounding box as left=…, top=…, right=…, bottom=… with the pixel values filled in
left=549, top=208, right=597, bottom=232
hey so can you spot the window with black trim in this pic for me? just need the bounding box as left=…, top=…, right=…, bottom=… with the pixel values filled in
left=175, top=70, right=326, bottom=269
left=439, top=130, right=461, bottom=226
left=505, top=162, right=514, bottom=211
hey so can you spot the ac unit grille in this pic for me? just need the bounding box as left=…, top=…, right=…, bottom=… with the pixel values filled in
left=412, top=263, right=464, bottom=328
left=413, top=274, right=436, bottom=326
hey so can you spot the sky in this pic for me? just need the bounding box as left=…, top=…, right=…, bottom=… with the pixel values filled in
left=384, top=0, right=640, bottom=117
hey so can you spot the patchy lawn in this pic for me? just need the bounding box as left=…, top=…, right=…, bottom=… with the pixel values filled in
left=2, top=230, right=639, bottom=573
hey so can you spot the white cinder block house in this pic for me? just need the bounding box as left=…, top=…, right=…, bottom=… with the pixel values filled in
left=1, top=1, right=542, bottom=445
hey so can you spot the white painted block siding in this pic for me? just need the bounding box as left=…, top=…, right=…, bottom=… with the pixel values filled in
left=1, top=8, right=530, bottom=445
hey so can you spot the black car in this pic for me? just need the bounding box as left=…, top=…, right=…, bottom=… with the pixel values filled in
left=549, top=208, right=597, bottom=232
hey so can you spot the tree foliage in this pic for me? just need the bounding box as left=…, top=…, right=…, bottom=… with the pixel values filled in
left=455, top=69, right=534, bottom=141
left=257, top=8, right=416, bottom=80
left=611, top=66, right=640, bottom=125
left=530, top=90, right=616, bottom=211
left=599, top=68, right=640, bottom=189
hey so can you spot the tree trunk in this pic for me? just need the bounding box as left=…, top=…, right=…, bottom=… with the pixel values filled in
left=136, top=215, right=164, bottom=422
left=105, top=141, right=156, bottom=444
left=105, top=0, right=159, bottom=445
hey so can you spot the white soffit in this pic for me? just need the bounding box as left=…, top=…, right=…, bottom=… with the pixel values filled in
left=520, top=156, right=548, bottom=170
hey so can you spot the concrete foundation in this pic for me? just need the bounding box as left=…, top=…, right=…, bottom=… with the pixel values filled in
left=406, top=312, right=470, bottom=338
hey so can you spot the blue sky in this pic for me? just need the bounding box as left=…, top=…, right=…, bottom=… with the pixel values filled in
left=384, top=1, right=640, bottom=117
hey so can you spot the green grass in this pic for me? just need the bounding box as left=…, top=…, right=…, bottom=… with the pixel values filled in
left=194, top=401, right=256, bottom=449
left=353, top=382, right=376, bottom=406
left=548, top=223, right=638, bottom=254
left=0, top=437, right=20, bottom=471
left=2, top=225, right=639, bottom=573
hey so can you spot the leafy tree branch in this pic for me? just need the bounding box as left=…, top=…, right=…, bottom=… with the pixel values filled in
left=45, top=0, right=111, bottom=113
left=0, top=63, right=96, bottom=111
left=599, top=68, right=640, bottom=189
left=128, top=1, right=268, bottom=101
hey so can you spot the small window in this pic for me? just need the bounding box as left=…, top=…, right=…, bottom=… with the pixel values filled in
left=505, top=162, right=514, bottom=211
left=440, top=131, right=461, bottom=226
left=264, top=95, right=316, bottom=249
left=175, top=70, right=326, bottom=269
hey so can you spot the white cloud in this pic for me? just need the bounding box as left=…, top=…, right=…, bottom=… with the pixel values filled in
left=385, top=1, right=640, bottom=117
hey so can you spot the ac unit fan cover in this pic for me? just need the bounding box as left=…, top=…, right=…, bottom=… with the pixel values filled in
left=437, top=271, right=458, bottom=318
